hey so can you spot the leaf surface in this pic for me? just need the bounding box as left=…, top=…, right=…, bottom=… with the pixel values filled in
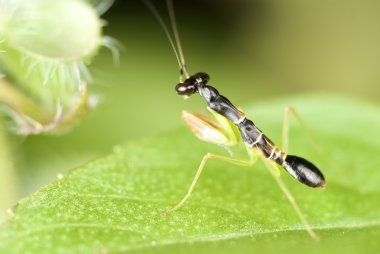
left=1, top=95, right=379, bottom=254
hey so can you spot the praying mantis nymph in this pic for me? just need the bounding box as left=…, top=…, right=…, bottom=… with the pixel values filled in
left=144, top=0, right=326, bottom=240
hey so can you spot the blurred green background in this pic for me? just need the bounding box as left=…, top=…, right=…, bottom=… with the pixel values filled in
left=4, top=0, right=380, bottom=216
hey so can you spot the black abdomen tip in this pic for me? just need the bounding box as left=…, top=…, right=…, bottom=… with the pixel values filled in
left=283, top=155, right=325, bottom=188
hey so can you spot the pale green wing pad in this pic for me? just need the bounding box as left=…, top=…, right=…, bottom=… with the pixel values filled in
left=208, top=108, right=240, bottom=146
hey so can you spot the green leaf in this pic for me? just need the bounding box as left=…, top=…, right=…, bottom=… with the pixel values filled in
left=1, top=95, right=379, bottom=253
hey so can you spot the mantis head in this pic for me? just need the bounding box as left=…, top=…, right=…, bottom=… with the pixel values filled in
left=175, top=72, right=209, bottom=96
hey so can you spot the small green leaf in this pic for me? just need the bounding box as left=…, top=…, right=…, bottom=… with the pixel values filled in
left=0, top=95, right=379, bottom=253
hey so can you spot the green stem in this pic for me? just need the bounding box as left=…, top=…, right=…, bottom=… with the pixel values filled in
left=0, top=78, right=52, bottom=124
left=0, top=118, right=18, bottom=222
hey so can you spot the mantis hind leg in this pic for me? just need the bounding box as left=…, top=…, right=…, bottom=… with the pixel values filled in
left=160, top=153, right=256, bottom=216
left=281, top=106, right=324, bottom=154
left=260, top=155, right=320, bottom=240
left=282, top=106, right=341, bottom=173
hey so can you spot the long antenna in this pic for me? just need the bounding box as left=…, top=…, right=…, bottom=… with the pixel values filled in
left=166, top=0, right=189, bottom=79
left=142, top=0, right=186, bottom=78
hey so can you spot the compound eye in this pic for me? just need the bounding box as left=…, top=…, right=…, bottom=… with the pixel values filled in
left=175, top=82, right=197, bottom=95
